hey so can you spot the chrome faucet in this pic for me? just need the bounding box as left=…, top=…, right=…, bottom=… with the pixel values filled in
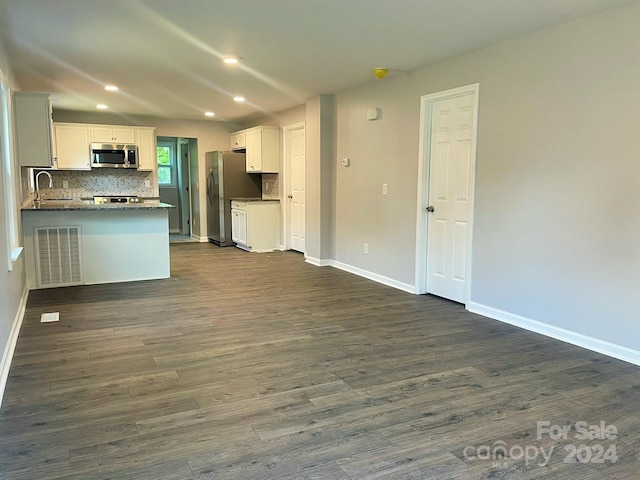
left=35, top=170, right=53, bottom=202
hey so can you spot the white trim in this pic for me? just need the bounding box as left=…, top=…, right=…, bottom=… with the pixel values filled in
left=10, top=246, right=23, bottom=263
left=305, top=256, right=415, bottom=293
left=236, top=246, right=283, bottom=253
left=282, top=122, right=305, bottom=251
left=467, top=302, right=640, bottom=367
left=191, top=234, right=209, bottom=243
left=415, top=83, right=480, bottom=304
left=0, top=286, right=29, bottom=407
left=331, top=260, right=416, bottom=294
left=304, top=256, right=332, bottom=267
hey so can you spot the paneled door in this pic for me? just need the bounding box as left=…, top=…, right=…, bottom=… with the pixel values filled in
left=425, top=90, right=477, bottom=303
left=285, top=123, right=306, bottom=253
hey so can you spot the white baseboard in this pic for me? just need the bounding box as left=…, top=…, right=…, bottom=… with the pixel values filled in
left=331, top=260, right=416, bottom=294
left=467, top=302, right=640, bottom=367
left=301, top=258, right=639, bottom=366
left=304, top=256, right=333, bottom=267
left=191, top=234, right=209, bottom=243
left=0, top=286, right=29, bottom=407
left=305, top=256, right=415, bottom=294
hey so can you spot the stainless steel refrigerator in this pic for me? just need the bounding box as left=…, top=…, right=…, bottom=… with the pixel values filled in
left=206, top=151, right=261, bottom=246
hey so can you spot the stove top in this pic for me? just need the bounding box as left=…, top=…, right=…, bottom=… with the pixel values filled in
left=93, top=196, right=140, bottom=204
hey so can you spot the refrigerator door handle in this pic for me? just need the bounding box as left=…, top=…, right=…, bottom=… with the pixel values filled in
left=206, top=171, right=213, bottom=204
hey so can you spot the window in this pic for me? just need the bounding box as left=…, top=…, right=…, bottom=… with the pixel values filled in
left=157, top=141, right=175, bottom=186
left=1, top=72, right=22, bottom=270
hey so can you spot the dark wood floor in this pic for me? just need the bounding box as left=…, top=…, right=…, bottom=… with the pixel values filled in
left=1, top=243, right=639, bottom=479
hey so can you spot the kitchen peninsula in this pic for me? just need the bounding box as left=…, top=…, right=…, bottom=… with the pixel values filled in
left=21, top=199, right=173, bottom=289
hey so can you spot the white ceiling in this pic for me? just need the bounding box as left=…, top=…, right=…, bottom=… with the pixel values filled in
left=0, top=0, right=637, bottom=123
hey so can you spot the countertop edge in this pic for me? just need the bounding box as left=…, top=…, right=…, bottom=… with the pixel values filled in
left=22, top=201, right=174, bottom=211
left=230, top=197, right=281, bottom=202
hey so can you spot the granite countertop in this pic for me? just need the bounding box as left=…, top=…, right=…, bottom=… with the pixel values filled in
left=22, top=198, right=174, bottom=211
left=230, top=197, right=280, bottom=202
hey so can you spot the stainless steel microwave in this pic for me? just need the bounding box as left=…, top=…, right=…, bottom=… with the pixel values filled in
left=90, top=143, right=138, bottom=169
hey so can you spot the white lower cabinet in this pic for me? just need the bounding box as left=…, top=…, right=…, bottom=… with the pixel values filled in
left=231, top=207, right=247, bottom=245
left=231, top=200, right=280, bottom=252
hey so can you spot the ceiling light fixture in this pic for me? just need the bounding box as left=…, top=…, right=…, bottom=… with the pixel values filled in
left=104, top=85, right=119, bottom=92
left=233, top=96, right=245, bottom=103
left=204, top=111, right=215, bottom=117
left=223, top=56, right=239, bottom=65
left=96, top=104, right=108, bottom=109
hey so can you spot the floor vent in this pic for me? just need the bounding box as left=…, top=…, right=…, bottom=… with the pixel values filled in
left=35, top=226, right=83, bottom=288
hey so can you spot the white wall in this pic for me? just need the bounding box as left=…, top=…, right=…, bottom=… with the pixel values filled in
left=52, top=111, right=232, bottom=238
left=0, top=36, right=27, bottom=402
left=332, top=4, right=640, bottom=352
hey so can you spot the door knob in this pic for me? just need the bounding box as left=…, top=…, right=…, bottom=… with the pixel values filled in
left=426, top=205, right=435, bottom=213
left=287, top=195, right=293, bottom=199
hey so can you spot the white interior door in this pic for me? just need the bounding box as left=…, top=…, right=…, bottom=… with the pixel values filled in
left=285, top=123, right=306, bottom=252
left=425, top=91, right=477, bottom=303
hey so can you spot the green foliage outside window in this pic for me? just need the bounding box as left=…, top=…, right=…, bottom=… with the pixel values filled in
left=157, top=146, right=172, bottom=185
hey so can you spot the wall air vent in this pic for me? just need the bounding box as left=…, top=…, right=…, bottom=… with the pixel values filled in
left=35, top=226, right=83, bottom=288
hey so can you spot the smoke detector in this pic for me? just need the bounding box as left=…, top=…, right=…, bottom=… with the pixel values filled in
left=373, top=68, right=388, bottom=79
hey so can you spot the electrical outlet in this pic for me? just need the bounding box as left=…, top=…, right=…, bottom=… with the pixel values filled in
left=144, top=179, right=151, bottom=188
left=382, top=183, right=387, bottom=195
left=62, top=180, right=69, bottom=189
left=364, top=243, right=369, bottom=254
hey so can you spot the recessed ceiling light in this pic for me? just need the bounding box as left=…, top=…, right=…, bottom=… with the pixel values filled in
left=223, top=56, right=239, bottom=64
left=233, top=96, right=245, bottom=103
left=204, top=111, right=215, bottom=117
left=96, top=104, right=108, bottom=109
left=104, top=85, right=119, bottom=92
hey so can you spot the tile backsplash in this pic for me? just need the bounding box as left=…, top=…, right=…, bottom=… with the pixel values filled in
left=34, top=169, right=157, bottom=200
left=262, top=173, right=279, bottom=199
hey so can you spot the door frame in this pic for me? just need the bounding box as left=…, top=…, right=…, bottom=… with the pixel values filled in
left=414, top=83, right=480, bottom=304
left=282, top=121, right=305, bottom=251
left=178, top=138, right=192, bottom=235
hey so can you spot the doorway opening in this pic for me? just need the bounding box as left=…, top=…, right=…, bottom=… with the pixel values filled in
left=157, top=136, right=197, bottom=238
left=415, top=84, right=479, bottom=305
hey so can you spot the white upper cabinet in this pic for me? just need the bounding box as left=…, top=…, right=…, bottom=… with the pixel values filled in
left=135, top=127, right=157, bottom=171
left=53, top=123, right=91, bottom=170
left=230, top=132, right=246, bottom=151
left=230, top=126, right=279, bottom=173
left=90, top=126, right=136, bottom=144
left=14, top=92, right=55, bottom=168
left=52, top=122, right=156, bottom=171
